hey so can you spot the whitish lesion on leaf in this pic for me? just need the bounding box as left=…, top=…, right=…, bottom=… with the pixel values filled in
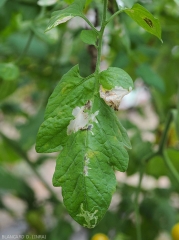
left=53, top=16, right=73, bottom=28
left=100, top=85, right=132, bottom=111
left=83, top=154, right=91, bottom=176
left=67, top=101, right=99, bottom=135
left=77, top=203, right=98, bottom=228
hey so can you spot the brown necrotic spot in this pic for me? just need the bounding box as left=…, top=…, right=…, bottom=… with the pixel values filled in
left=144, top=18, right=153, bottom=28
left=84, top=100, right=92, bottom=110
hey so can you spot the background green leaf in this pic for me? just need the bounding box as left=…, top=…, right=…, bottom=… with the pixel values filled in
left=0, top=0, right=7, bottom=8
left=0, top=63, right=19, bottom=81
left=136, top=63, right=165, bottom=92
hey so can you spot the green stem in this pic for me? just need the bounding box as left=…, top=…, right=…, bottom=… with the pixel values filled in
left=158, top=111, right=173, bottom=154
left=162, top=150, right=179, bottom=185
left=37, top=6, right=46, bottom=20
left=105, top=9, right=125, bottom=25
left=0, top=132, right=59, bottom=203
left=95, top=0, right=108, bottom=74
left=144, top=110, right=174, bottom=164
left=143, top=151, right=158, bottom=163
left=134, top=169, right=143, bottom=240
left=16, top=31, right=34, bottom=64
left=82, top=15, right=99, bottom=34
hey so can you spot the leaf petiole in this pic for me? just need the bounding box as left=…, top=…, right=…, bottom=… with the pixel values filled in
left=82, top=15, right=99, bottom=34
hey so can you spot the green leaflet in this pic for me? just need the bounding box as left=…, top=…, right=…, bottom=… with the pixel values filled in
left=36, top=66, right=96, bottom=153
left=36, top=66, right=132, bottom=227
left=99, top=67, right=133, bottom=90
left=80, top=30, right=98, bottom=46
left=125, top=4, right=162, bottom=41
left=45, top=0, right=86, bottom=32
left=99, top=67, right=133, bottom=111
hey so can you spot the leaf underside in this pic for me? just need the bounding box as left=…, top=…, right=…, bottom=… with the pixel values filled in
left=36, top=65, right=132, bottom=228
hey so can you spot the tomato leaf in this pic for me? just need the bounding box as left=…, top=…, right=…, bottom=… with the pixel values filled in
left=124, top=3, right=162, bottom=41
left=45, top=0, right=86, bottom=32
left=99, top=67, right=133, bottom=111
left=99, top=67, right=133, bottom=90
left=80, top=30, right=98, bottom=46
left=36, top=66, right=132, bottom=228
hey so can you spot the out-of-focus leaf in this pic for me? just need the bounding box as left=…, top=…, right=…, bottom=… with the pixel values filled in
left=0, top=0, right=7, bottom=8
left=0, top=80, right=17, bottom=101
left=140, top=197, right=176, bottom=231
left=0, top=166, right=35, bottom=203
left=146, top=155, right=167, bottom=179
left=0, top=63, right=19, bottom=81
left=64, top=0, right=74, bottom=4
left=176, top=98, right=179, bottom=139
left=0, top=102, right=28, bottom=117
left=8, top=33, right=49, bottom=58
left=0, top=139, right=20, bottom=163
left=136, top=64, right=165, bottom=92
left=125, top=4, right=162, bottom=41
left=26, top=210, right=46, bottom=233
left=146, top=149, right=179, bottom=178
left=116, top=0, right=136, bottom=9
left=18, top=109, right=45, bottom=151
left=64, top=0, right=92, bottom=5
left=31, top=24, right=59, bottom=45
left=48, top=219, right=73, bottom=240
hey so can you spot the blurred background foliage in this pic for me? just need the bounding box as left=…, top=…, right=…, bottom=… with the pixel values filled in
left=0, top=0, right=179, bottom=239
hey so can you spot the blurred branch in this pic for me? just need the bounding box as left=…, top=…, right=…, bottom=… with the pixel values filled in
left=134, top=169, right=143, bottom=240
left=143, top=110, right=179, bottom=186
left=143, top=151, right=158, bottom=163
left=105, top=9, right=124, bottom=25
left=158, top=111, right=173, bottom=154
left=0, top=132, right=59, bottom=203
left=163, top=150, right=179, bottom=185
left=15, top=30, right=34, bottom=65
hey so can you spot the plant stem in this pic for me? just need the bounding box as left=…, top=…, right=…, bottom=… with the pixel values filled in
left=143, top=151, right=158, bottom=163
left=134, top=169, right=143, bottom=240
left=82, top=15, right=99, bottom=34
left=158, top=111, right=173, bottom=154
left=16, top=30, right=34, bottom=64
left=95, top=0, right=108, bottom=74
left=105, top=9, right=125, bottom=25
left=162, top=151, right=179, bottom=185
left=0, top=132, right=59, bottom=203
